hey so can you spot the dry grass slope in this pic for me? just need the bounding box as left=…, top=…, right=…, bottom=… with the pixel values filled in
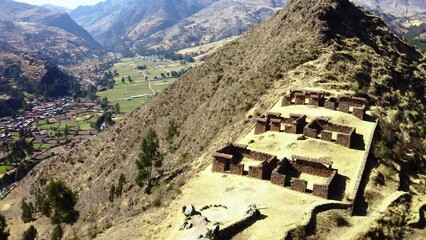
left=1, top=0, right=425, bottom=238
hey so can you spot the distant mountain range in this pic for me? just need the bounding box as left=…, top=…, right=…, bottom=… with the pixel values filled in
left=0, top=0, right=100, bottom=65
left=352, top=0, right=426, bottom=17
left=70, top=0, right=426, bottom=51
left=70, top=0, right=286, bottom=50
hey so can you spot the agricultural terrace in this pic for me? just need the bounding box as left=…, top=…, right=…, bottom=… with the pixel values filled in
left=97, top=57, right=192, bottom=113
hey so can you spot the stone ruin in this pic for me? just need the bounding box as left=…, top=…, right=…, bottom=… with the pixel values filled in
left=303, top=117, right=356, bottom=148
left=212, top=143, right=278, bottom=180
left=270, top=155, right=337, bottom=199
left=282, top=89, right=368, bottom=120
left=282, top=89, right=327, bottom=107
left=212, top=145, right=338, bottom=199
left=254, top=112, right=307, bottom=135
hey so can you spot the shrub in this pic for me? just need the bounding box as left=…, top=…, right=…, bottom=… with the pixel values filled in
left=51, top=224, right=63, bottom=240
left=0, top=214, right=10, bottom=240
left=21, top=199, right=34, bottom=223
left=109, top=184, right=115, bottom=203
left=23, top=225, right=37, bottom=240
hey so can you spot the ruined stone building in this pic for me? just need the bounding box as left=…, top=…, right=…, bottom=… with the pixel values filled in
left=303, top=117, right=356, bottom=148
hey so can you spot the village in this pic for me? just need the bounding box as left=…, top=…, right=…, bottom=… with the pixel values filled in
left=0, top=97, right=103, bottom=174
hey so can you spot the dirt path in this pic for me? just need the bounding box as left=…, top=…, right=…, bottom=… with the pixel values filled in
left=130, top=58, right=155, bottom=95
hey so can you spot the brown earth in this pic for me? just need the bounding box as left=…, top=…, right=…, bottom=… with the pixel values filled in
left=1, top=0, right=425, bottom=239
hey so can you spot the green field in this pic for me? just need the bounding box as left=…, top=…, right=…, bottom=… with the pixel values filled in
left=0, top=165, right=13, bottom=174
left=97, top=57, right=188, bottom=113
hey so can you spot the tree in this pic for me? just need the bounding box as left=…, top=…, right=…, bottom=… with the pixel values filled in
left=114, top=103, right=121, bottom=114
left=51, top=224, right=63, bottom=240
left=46, top=180, right=78, bottom=224
left=63, top=125, right=69, bottom=138
left=0, top=214, right=10, bottom=240
left=115, top=174, right=126, bottom=197
left=109, top=184, right=115, bottom=203
left=21, top=199, right=33, bottom=223
left=166, top=120, right=179, bottom=144
left=22, top=225, right=37, bottom=240
left=135, top=128, right=163, bottom=191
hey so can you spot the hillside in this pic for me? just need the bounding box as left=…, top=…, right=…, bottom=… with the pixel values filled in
left=137, top=0, right=286, bottom=50
left=352, top=0, right=426, bottom=17
left=70, top=0, right=217, bottom=46
left=1, top=0, right=425, bottom=239
left=0, top=0, right=99, bottom=65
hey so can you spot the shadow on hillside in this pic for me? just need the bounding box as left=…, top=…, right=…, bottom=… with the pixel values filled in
left=351, top=133, right=365, bottom=150
left=352, top=154, right=379, bottom=216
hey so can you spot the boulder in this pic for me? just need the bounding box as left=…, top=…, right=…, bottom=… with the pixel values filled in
left=183, top=204, right=196, bottom=217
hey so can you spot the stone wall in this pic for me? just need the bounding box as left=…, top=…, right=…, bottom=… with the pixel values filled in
left=321, top=130, right=333, bottom=141
left=290, top=156, right=334, bottom=178
left=281, top=95, right=292, bottom=106
left=336, top=132, right=353, bottom=148
left=270, top=165, right=287, bottom=186
left=353, top=107, right=365, bottom=120
left=324, top=99, right=337, bottom=110
left=270, top=119, right=281, bottom=132
left=254, top=118, right=268, bottom=134
left=304, top=118, right=355, bottom=148
left=295, top=93, right=306, bottom=105
left=212, top=144, right=277, bottom=178
left=230, top=164, right=244, bottom=175
left=338, top=103, right=350, bottom=113
left=249, top=164, right=264, bottom=179
left=291, top=179, right=307, bottom=193
left=338, top=95, right=367, bottom=108
left=313, top=170, right=337, bottom=199
left=212, top=158, right=228, bottom=173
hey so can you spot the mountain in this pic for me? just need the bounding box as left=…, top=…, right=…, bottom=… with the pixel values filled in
left=70, top=0, right=217, bottom=47
left=352, top=0, right=426, bottom=17
left=138, top=0, right=287, bottom=50
left=41, top=4, right=71, bottom=13
left=2, top=0, right=425, bottom=238
left=0, top=0, right=100, bottom=65
left=71, top=0, right=426, bottom=51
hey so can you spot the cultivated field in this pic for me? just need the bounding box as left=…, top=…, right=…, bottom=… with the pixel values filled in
left=97, top=57, right=191, bottom=113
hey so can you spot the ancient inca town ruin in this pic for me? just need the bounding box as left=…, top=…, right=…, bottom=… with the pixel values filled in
left=212, top=89, right=376, bottom=206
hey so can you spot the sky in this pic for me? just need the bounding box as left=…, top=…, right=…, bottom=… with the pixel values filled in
left=15, top=0, right=105, bottom=9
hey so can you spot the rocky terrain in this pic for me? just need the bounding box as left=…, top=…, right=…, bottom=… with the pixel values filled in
left=0, top=0, right=99, bottom=65
left=0, top=0, right=425, bottom=239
